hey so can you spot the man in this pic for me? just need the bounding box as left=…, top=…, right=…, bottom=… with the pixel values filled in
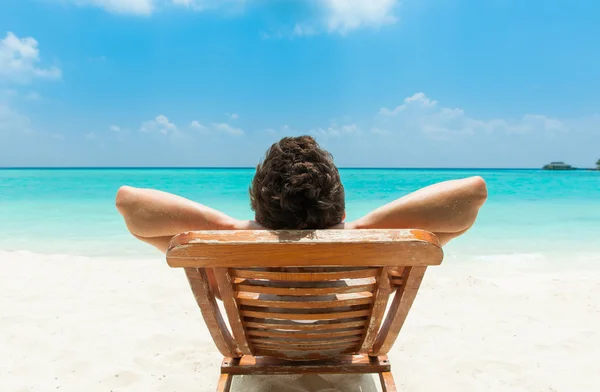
left=116, top=136, right=487, bottom=254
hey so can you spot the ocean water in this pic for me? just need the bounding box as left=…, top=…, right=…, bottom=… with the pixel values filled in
left=0, top=168, right=599, bottom=260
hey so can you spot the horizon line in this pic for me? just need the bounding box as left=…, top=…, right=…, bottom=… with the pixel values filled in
left=0, top=166, right=591, bottom=170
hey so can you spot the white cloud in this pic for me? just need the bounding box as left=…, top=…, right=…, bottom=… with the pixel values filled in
left=171, top=0, right=247, bottom=12
left=310, top=123, right=360, bottom=138
left=0, top=32, right=61, bottom=83
left=190, top=120, right=244, bottom=136
left=379, top=92, right=437, bottom=116
left=376, top=92, right=566, bottom=137
left=62, top=0, right=153, bottom=15
left=274, top=0, right=400, bottom=37
left=321, top=0, right=398, bottom=33
left=140, top=115, right=178, bottom=135
left=109, top=125, right=121, bottom=132
left=52, top=1, right=400, bottom=35
left=213, top=122, right=244, bottom=136
left=225, top=112, right=239, bottom=120
left=190, top=120, right=209, bottom=133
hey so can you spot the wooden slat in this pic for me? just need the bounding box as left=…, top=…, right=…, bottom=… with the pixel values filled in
left=241, top=309, right=370, bottom=320
left=240, top=267, right=373, bottom=272
left=237, top=297, right=373, bottom=309
left=380, top=371, right=397, bottom=392
left=252, top=344, right=358, bottom=352
left=244, top=320, right=367, bottom=331
left=250, top=337, right=361, bottom=346
left=234, top=283, right=376, bottom=296
left=241, top=304, right=370, bottom=313
left=183, top=268, right=240, bottom=357
left=216, top=374, right=233, bottom=392
left=372, top=266, right=428, bottom=355
left=167, top=229, right=443, bottom=268
left=213, top=268, right=252, bottom=355
left=359, top=267, right=392, bottom=352
left=389, top=268, right=405, bottom=286
left=234, top=278, right=375, bottom=288
left=231, top=268, right=379, bottom=281
left=389, top=268, right=405, bottom=278
left=247, top=329, right=363, bottom=339
left=237, top=291, right=373, bottom=300
left=250, top=336, right=361, bottom=347
left=221, top=355, right=391, bottom=375
left=170, top=229, right=440, bottom=246
left=253, top=348, right=358, bottom=361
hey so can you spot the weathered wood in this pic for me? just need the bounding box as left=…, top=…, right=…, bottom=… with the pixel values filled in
left=244, top=319, right=367, bottom=331
left=247, top=329, right=363, bottom=339
left=167, top=229, right=442, bottom=381
left=388, top=268, right=405, bottom=278
left=167, top=230, right=443, bottom=268
left=253, top=348, right=359, bottom=361
left=237, top=296, right=373, bottom=309
left=251, top=339, right=360, bottom=350
left=252, top=344, right=358, bottom=352
left=171, top=229, right=439, bottom=246
left=231, top=268, right=379, bottom=281
left=239, top=267, right=373, bottom=272
left=221, top=355, right=391, bottom=375
left=371, top=267, right=428, bottom=355
left=379, top=371, right=397, bottom=392
left=359, top=267, right=392, bottom=353
left=216, top=373, right=233, bottom=392
left=234, top=283, right=376, bottom=296
left=241, top=309, right=371, bottom=320
left=250, top=336, right=361, bottom=346
left=184, top=268, right=240, bottom=358
left=238, top=297, right=372, bottom=309
left=389, top=268, right=405, bottom=287
left=213, top=268, right=252, bottom=355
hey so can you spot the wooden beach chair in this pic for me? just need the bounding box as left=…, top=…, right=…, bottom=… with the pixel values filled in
left=166, top=229, right=443, bottom=392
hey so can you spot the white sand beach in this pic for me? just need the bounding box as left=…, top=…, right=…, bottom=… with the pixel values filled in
left=1, top=251, right=599, bottom=391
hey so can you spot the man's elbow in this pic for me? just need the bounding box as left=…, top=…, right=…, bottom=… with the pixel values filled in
left=467, top=176, right=488, bottom=207
left=115, top=186, right=137, bottom=215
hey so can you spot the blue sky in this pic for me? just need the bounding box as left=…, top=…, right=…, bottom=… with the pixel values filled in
left=1, top=0, right=599, bottom=167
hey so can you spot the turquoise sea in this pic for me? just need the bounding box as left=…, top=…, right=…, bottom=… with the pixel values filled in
left=1, top=169, right=599, bottom=260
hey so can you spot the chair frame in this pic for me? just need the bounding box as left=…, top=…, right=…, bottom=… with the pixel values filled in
left=166, top=229, right=443, bottom=392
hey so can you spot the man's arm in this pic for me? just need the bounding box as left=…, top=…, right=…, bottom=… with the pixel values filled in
left=115, top=186, right=260, bottom=252
left=346, top=176, right=488, bottom=245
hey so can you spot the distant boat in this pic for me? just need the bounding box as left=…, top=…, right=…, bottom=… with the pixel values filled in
left=542, top=161, right=575, bottom=170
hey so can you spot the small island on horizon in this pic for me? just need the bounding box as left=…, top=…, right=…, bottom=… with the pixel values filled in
left=542, top=159, right=600, bottom=171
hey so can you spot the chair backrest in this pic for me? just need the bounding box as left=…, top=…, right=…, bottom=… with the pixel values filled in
left=166, top=229, right=443, bottom=361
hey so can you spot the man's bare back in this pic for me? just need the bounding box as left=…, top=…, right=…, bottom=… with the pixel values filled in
left=116, top=176, right=488, bottom=253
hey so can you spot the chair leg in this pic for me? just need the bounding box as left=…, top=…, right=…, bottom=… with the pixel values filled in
left=379, top=371, right=397, bottom=392
left=216, top=374, right=233, bottom=392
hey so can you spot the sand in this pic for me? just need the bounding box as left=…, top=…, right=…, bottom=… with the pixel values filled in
left=1, top=250, right=599, bottom=391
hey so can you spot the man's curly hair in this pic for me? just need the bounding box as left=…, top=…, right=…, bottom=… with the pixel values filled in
left=249, top=136, right=345, bottom=230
